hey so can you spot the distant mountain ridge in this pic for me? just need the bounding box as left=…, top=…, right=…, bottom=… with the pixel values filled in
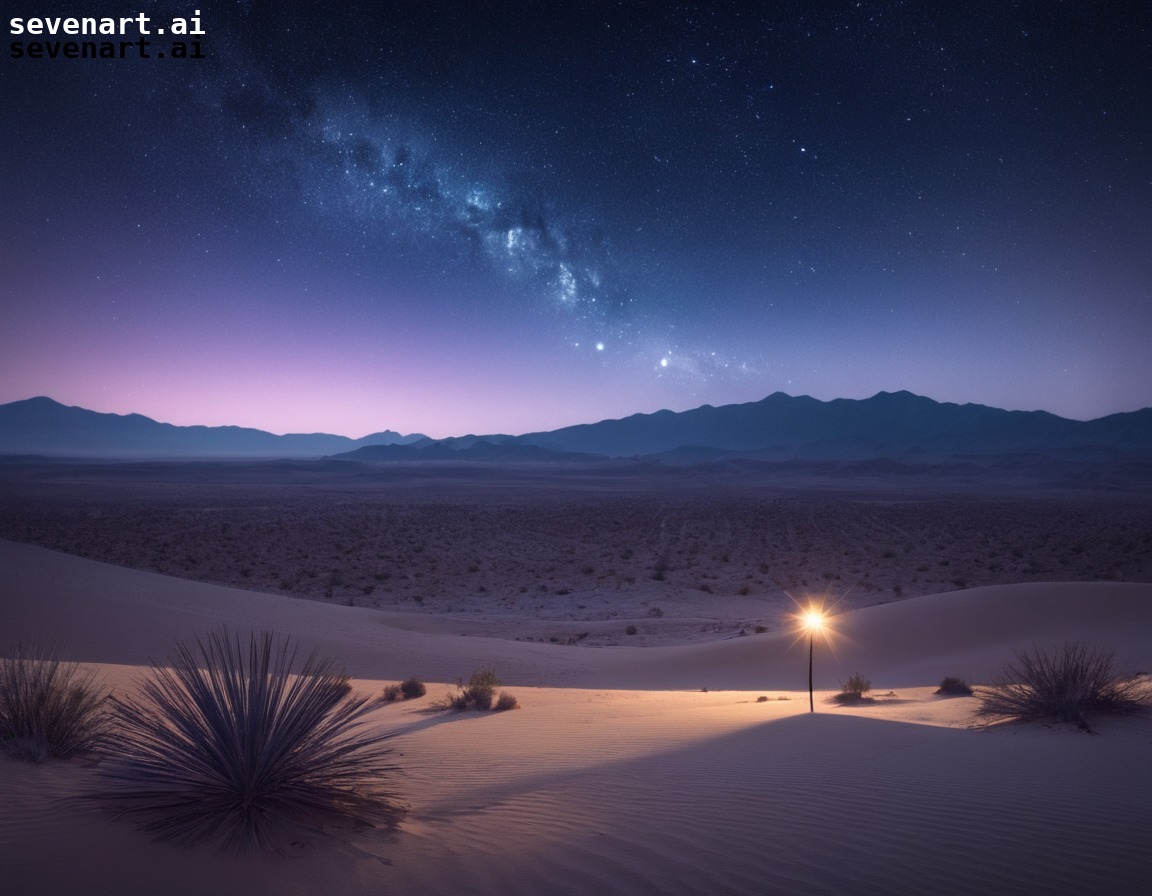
left=0, top=397, right=425, bottom=458
left=511, top=390, right=1152, bottom=461
left=2, top=392, right=1151, bottom=464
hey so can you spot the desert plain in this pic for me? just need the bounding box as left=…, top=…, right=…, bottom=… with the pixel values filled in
left=1, top=457, right=1151, bottom=895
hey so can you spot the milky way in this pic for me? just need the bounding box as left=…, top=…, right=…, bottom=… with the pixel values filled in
left=2, top=1, right=1149, bottom=436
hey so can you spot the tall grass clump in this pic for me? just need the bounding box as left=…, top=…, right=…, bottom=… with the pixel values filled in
left=0, top=643, right=108, bottom=762
left=96, top=629, right=404, bottom=851
left=975, top=642, right=1149, bottom=728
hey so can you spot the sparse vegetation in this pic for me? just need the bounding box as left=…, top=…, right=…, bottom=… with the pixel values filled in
left=463, top=669, right=498, bottom=709
left=0, top=643, right=109, bottom=762
left=400, top=677, right=427, bottom=700
left=95, top=630, right=403, bottom=851
left=935, top=676, right=974, bottom=696
left=494, top=691, right=519, bottom=711
left=5, top=477, right=1152, bottom=649
left=975, top=642, right=1149, bottom=729
left=834, top=672, right=872, bottom=703
left=433, top=668, right=515, bottom=713
left=382, top=683, right=403, bottom=701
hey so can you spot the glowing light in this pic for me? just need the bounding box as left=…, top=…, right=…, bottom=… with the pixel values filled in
left=660, top=357, right=669, bottom=367
left=789, top=599, right=836, bottom=714
left=596, top=342, right=605, bottom=351
left=801, top=606, right=827, bottom=713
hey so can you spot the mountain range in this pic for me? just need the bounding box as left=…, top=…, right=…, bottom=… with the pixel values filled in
left=2, top=392, right=1151, bottom=467
left=0, top=396, right=425, bottom=458
left=515, top=390, right=1152, bottom=461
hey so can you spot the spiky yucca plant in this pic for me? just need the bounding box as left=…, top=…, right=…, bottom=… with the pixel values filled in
left=0, top=643, right=108, bottom=762
left=97, top=630, right=403, bottom=851
left=976, top=642, right=1148, bottom=728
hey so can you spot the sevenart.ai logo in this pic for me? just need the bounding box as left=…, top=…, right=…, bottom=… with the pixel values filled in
left=6, top=9, right=206, bottom=59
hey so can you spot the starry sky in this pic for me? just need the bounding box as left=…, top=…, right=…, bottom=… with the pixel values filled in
left=2, top=1, right=1149, bottom=438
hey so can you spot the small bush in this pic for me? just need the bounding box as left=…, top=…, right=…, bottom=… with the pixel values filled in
left=935, top=676, right=974, bottom=697
left=462, top=669, right=499, bottom=710
left=433, top=669, right=516, bottom=713
left=400, top=677, right=426, bottom=700
left=437, top=691, right=470, bottom=712
left=494, top=691, right=519, bottom=711
left=0, top=643, right=109, bottom=762
left=95, top=629, right=403, bottom=851
left=381, top=683, right=403, bottom=702
left=975, top=642, right=1149, bottom=728
left=834, top=673, right=872, bottom=703
left=625, top=625, right=638, bottom=636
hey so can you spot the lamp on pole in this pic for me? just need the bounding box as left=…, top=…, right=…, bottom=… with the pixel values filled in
left=803, top=610, right=825, bottom=713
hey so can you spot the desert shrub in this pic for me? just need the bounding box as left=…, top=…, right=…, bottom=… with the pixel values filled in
left=494, top=691, right=519, bottom=711
left=0, top=644, right=108, bottom=762
left=95, top=629, right=403, bottom=851
left=834, top=673, right=872, bottom=703
left=935, top=676, right=974, bottom=697
left=381, top=683, right=403, bottom=702
left=444, top=691, right=471, bottom=711
left=462, top=669, right=499, bottom=710
left=625, top=625, right=638, bottom=636
left=433, top=669, right=514, bottom=713
left=400, top=677, right=426, bottom=700
left=975, top=642, right=1149, bottom=728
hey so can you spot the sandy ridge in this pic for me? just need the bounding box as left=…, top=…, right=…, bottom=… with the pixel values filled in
left=1, top=539, right=1150, bottom=895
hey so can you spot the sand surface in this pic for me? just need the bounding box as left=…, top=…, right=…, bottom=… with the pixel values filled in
left=2, top=538, right=1151, bottom=895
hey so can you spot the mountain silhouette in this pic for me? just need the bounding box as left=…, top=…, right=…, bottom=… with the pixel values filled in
left=0, top=397, right=424, bottom=458
left=513, top=391, right=1152, bottom=460
left=2, top=392, right=1150, bottom=466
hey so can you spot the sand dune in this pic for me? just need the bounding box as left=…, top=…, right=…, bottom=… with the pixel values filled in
left=2, top=539, right=1150, bottom=895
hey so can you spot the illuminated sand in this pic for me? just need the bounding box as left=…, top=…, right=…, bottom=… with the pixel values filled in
left=2, top=539, right=1150, bottom=895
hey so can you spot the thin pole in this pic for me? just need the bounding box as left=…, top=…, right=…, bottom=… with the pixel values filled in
left=808, top=631, right=814, bottom=712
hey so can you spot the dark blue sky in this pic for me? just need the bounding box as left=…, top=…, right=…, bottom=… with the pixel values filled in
left=3, top=1, right=1149, bottom=437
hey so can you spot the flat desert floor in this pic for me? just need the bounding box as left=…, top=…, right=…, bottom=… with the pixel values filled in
left=2, top=458, right=1151, bottom=646
left=1, top=461, right=1151, bottom=894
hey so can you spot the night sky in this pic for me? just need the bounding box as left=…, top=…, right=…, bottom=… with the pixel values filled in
left=2, top=2, right=1149, bottom=438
